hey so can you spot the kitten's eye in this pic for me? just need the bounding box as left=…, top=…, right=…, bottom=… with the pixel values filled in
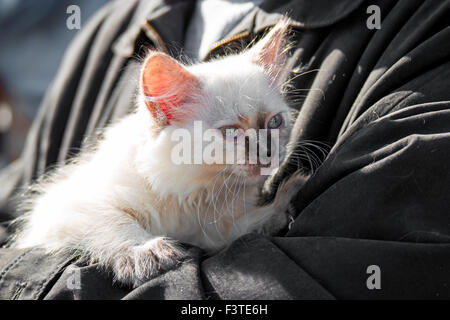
left=220, top=125, right=241, bottom=140
left=267, top=113, right=283, bottom=129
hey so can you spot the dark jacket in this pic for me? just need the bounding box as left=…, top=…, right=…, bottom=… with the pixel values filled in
left=1, top=0, right=450, bottom=299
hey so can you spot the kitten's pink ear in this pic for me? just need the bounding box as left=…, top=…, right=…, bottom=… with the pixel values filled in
left=141, top=52, right=199, bottom=125
left=249, top=18, right=290, bottom=89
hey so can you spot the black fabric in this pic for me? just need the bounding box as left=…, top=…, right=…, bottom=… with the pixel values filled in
left=1, top=0, right=450, bottom=299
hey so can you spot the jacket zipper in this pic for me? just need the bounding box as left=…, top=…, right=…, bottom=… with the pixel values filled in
left=143, top=20, right=251, bottom=61
left=143, top=21, right=297, bottom=62
left=202, top=31, right=251, bottom=61
left=203, top=22, right=304, bottom=61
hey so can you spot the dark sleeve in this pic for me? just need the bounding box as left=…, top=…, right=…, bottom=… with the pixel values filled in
left=288, top=1, right=450, bottom=254
left=280, top=0, right=450, bottom=299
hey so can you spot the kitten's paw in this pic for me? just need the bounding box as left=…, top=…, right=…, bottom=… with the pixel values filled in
left=257, top=209, right=290, bottom=236
left=258, top=171, right=308, bottom=235
left=112, top=237, right=186, bottom=287
left=273, top=171, right=308, bottom=205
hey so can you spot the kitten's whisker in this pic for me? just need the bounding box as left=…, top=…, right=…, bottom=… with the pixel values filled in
left=287, top=139, right=331, bottom=148
left=289, top=141, right=328, bottom=171
left=230, top=170, right=245, bottom=234
left=288, top=88, right=325, bottom=100
left=199, top=166, right=230, bottom=244
left=222, top=166, right=241, bottom=220
left=284, top=68, right=323, bottom=85
left=215, top=168, right=239, bottom=239
left=296, top=142, right=329, bottom=161
left=210, top=167, right=236, bottom=241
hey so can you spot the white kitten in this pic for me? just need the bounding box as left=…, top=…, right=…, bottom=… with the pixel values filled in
left=13, top=20, right=304, bottom=287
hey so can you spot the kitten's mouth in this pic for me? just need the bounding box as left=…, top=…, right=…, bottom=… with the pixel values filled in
left=239, top=163, right=272, bottom=177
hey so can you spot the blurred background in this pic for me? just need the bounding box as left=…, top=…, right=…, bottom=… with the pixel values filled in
left=0, top=0, right=111, bottom=169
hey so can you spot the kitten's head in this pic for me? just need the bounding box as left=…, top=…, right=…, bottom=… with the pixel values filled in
left=135, top=20, right=292, bottom=197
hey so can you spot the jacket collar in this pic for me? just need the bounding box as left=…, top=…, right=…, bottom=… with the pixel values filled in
left=257, top=0, right=366, bottom=30
left=113, top=0, right=196, bottom=57
left=220, top=0, right=366, bottom=42
left=114, top=0, right=365, bottom=59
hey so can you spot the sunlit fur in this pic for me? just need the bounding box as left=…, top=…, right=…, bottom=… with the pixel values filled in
left=13, top=20, right=301, bottom=287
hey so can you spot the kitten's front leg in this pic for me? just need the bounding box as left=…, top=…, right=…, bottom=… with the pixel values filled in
left=55, top=211, right=186, bottom=287
left=111, top=235, right=185, bottom=287
left=250, top=171, right=308, bottom=236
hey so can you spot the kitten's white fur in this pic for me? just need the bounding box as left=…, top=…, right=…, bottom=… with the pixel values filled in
left=13, top=20, right=304, bottom=286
